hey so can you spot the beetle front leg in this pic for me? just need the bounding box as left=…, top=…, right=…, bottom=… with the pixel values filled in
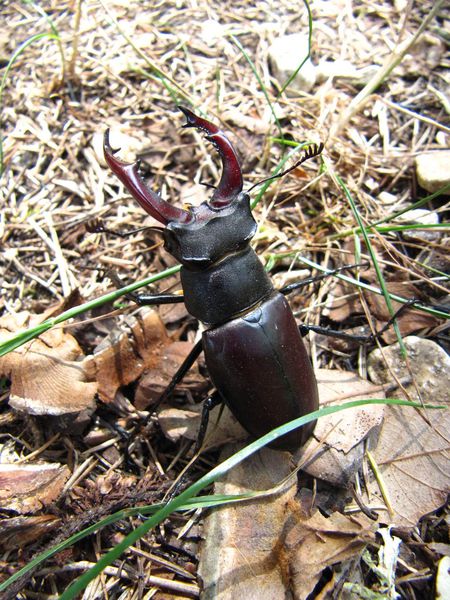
left=108, top=270, right=185, bottom=306
left=131, top=292, right=185, bottom=306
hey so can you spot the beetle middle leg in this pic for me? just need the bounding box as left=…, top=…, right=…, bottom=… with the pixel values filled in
left=109, top=270, right=186, bottom=307
left=151, top=339, right=203, bottom=413
left=278, top=262, right=368, bottom=297
left=277, top=265, right=429, bottom=347
left=133, top=332, right=223, bottom=473
left=152, top=349, right=224, bottom=452
left=107, top=271, right=226, bottom=458
left=297, top=299, right=420, bottom=346
left=193, top=391, right=224, bottom=454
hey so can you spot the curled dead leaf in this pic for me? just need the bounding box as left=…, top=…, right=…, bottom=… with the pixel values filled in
left=284, top=507, right=377, bottom=600
left=0, top=312, right=97, bottom=416
left=92, top=309, right=170, bottom=403
left=301, top=369, right=385, bottom=486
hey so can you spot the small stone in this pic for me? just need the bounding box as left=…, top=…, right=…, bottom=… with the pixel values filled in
left=268, top=33, right=316, bottom=94
left=436, top=556, right=450, bottom=600
left=397, top=208, right=439, bottom=225
left=435, top=131, right=447, bottom=146
left=394, top=0, right=408, bottom=11
left=368, top=336, right=449, bottom=407
left=415, top=150, right=450, bottom=193
left=397, top=208, right=440, bottom=243
left=93, top=128, right=141, bottom=167
left=364, top=177, right=378, bottom=192
left=200, top=19, right=227, bottom=46
left=378, top=191, right=398, bottom=205
left=108, top=55, right=133, bottom=77
left=416, top=247, right=450, bottom=275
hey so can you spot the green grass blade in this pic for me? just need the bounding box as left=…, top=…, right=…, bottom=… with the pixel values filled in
left=0, top=32, right=59, bottom=174
left=229, top=34, right=283, bottom=137
left=23, top=0, right=66, bottom=78
left=0, top=492, right=259, bottom=593
left=371, top=223, right=449, bottom=234
left=331, top=182, right=450, bottom=241
left=276, top=0, right=313, bottom=97
left=335, top=175, right=406, bottom=354
left=294, top=256, right=448, bottom=321
left=0, top=266, right=180, bottom=357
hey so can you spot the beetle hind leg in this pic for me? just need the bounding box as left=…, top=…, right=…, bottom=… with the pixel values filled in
left=166, top=391, right=224, bottom=500
left=193, top=391, right=224, bottom=454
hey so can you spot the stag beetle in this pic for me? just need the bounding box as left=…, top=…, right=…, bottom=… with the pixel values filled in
left=103, top=107, right=324, bottom=451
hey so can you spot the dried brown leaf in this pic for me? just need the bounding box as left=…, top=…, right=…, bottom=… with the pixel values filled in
left=0, top=313, right=97, bottom=416
left=158, top=404, right=247, bottom=448
left=92, top=309, right=170, bottom=403
left=0, top=515, right=61, bottom=550
left=135, top=340, right=206, bottom=410
left=368, top=337, right=450, bottom=526
left=199, top=447, right=297, bottom=600
left=368, top=404, right=449, bottom=527
left=301, top=369, right=385, bottom=486
left=322, top=278, right=364, bottom=322
left=324, top=278, right=441, bottom=344
left=284, top=508, right=377, bottom=600
left=0, top=463, right=70, bottom=514
left=366, top=282, right=442, bottom=344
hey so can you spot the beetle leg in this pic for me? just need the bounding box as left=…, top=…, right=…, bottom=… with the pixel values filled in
left=166, top=391, right=224, bottom=500
left=131, top=293, right=185, bottom=306
left=107, top=270, right=185, bottom=307
left=299, top=299, right=421, bottom=345
left=155, top=339, right=203, bottom=411
left=193, top=391, right=224, bottom=454
left=279, top=262, right=368, bottom=297
left=178, top=106, right=243, bottom=207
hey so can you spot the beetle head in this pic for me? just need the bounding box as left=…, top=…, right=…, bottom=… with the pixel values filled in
left=104, top=107, right=256, bottom=268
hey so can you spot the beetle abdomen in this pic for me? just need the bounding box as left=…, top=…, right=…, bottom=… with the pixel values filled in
left=203, top=292, right=319, bottom=450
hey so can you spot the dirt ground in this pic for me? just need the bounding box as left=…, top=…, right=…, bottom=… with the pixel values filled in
left=0, top=1, right=449, bottom=598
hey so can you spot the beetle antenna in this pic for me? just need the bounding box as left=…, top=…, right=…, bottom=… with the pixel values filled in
left=246, top=142, right=324, bottom=193
left=199, top=180, right=217, bottom=190
left=87, top=218, right=165, bottom=239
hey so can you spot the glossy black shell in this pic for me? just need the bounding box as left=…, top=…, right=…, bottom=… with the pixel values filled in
left=203, top=292, right=318, bottom=450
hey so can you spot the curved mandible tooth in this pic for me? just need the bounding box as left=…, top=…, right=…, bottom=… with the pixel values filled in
left=103, top=130, right=192, bottom=225
left=178, top=107, right=243, bottom=207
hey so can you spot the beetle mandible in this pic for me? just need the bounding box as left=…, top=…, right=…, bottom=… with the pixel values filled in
left=103, top=107, right=323, bottom=450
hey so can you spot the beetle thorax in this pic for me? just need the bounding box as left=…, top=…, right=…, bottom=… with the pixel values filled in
left=163, top=192, right=257, bottom=269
